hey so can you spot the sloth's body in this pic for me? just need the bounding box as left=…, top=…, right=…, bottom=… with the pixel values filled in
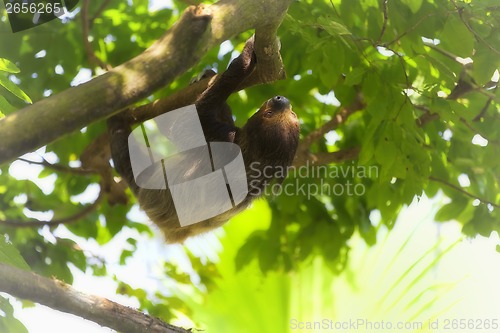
left=108, top=38, right=299, bottom=242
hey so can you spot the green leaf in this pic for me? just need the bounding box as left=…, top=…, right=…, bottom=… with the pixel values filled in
left=358, top=209, right=376, bottom=245
left=439, top=15, right=474, bottom=57
left=103, top=202, right=127, bottom=237
left=0, top=236, right=30, bottom=271
left=0, top=296, right=28, bottom=333
left=358, top=139, right=375, bottom=164
left=472, top=43, right=500, bottom=84
left=119, top=250, right=134, bottom=265
left=430, top=151, right=449, bottom=181
left=0, top=96, right=16, bottom=115
left=0, top=58, right=20, bottom=73
left=0, top=75, right=32, bottom=103
left=64, top=210, right=99, bottom=239
left=375, top=140, right=398, bottom=167
left=320, top=224, right=342, bottom=262
left=435, top=198, right=468, bottom=222
left=317, top=17, right=351, bottom=36
left=258, top=237, right=280, bottom=272
left=235, top=232, right=264, bottom=271
left=344, top=67, right=365, bottom=86
left=57, top=238, right=87, bottom=272
left=401, top=0, right=423, bottom=14
left=472, top=0, right=500, bottom=8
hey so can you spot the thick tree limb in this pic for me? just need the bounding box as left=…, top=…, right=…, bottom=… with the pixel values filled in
left=251, top=21, right=286, bottom=84
left=0, top=263, right=190, bottom=333
left=0, top=0, right=293, bottom=165
left=126, top=26, right=287, bottom=124
left=126, top=75, right=215, bottom=124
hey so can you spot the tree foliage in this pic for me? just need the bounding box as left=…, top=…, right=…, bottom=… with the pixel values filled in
left=0, top=0, right=499, bottom=331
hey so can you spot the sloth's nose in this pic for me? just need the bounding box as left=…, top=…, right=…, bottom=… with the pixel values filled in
left=271, top=95, right=290, bottom=110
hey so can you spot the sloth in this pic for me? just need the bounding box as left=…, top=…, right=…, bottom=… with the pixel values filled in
left=107, top=38, right=299, bottom=242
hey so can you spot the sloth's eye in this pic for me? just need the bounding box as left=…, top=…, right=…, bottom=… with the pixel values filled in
left=264, top=111, right=273, bottom=118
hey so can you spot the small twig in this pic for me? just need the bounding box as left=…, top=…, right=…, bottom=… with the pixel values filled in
left=429, top=176, right=500, bottom=208
left=383, top=44, right=410, bottom=91
left=17, top=157, right=95, bottom=175
left=416, top=111, right=439, bottom=127
left=414, top=104, right=439, bottom=128
left=475, top=86, right=500, bottom=102
left=328, top=0, right=341, bottom=17
left=385, top=12, right=438, bottom=46
left=300, top=93, right=365, bottom=149
left=376, top=0, right=389, bottom=44
left=0, top=189, right=104, bottom=228
left=293, top=94, right=365, bottom=167
left=422, top=40, right=461, bottom=61
left=473, top=85, right=497, bottom=121
left=0, top=263, right=190, bottom=333
left=81, top=0, right=112, bottom=70
left=294, top=147, right=360, bottom=167
left=449, top=0, right=500, bottom=56
left=413, top=105, right=499, bottom=144
left=459, top=117, right=500, bottom=145
left=413, top=104, right=430, bottom=113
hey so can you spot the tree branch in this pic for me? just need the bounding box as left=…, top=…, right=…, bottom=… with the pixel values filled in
left=0, top=188, right=104, bottom=228
left=303, top=95, right=365, bottom=149
left=126, top=26, right=288, bottom=124
left=0, top=263, right=190, bottom=333
left=429, top=176, right=500, bottom=208
left=449, top=0, right=500, bottom=56
left=293, top=93, right=365, bottom=167
left=415, top=107, right=439, bottom=127
left=473, top=83, right=498, bottom=121
left=251, top=20, right=286, bottom=84
left=17, top=157, right=95, bottom=175
left=293, top=147, right=360, bottom=167
left=89, top=0, right=114, bottom=24
left=376, top=0, right=388, bottom=44
left=0, top=0, right=293, bottom=165
left=81, top=0, right=111, bottom=71
left=385, top=12, right=438, bottom=47
left=126, top=76, right=213, bottom=124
